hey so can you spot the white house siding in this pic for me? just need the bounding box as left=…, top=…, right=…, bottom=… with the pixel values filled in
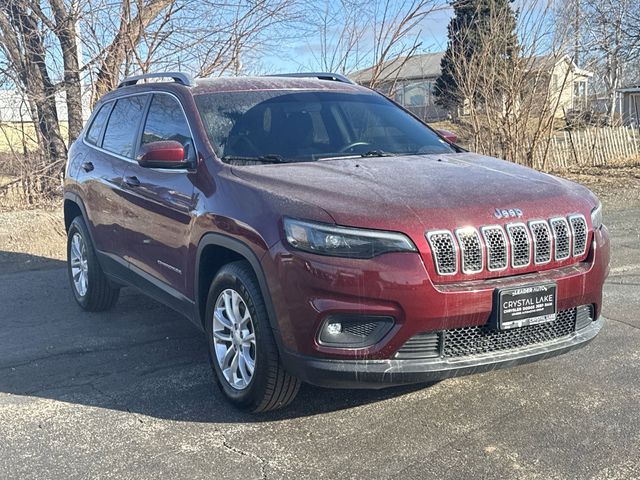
left=0, top=89, right=91, bottom=124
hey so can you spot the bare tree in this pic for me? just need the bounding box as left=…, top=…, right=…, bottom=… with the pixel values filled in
left=0, top=2, right=68, bottom=175
left=443, top=0, right=574, bottom=168
left=306, top=0, right=367, bottom=74
left=305, top=0, right=441, bottom=92
left=187, top=0, right=299, bottom=78
left=0, top=0, right=300, bottom=202
left=367, top=0, right=439, bottom=90
left=560, top=0, right=640, bottom=121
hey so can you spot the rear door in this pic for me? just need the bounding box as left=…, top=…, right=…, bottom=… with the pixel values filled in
left=119, top=92, right=196, bottom=297
left=80, top=96, right=146, bottom=260
left=94, top=93, right=149, bottom=263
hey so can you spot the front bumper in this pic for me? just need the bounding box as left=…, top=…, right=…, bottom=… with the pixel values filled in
left=281, top=316, right=604, bottom=388
left=263, top=226, right=610, bottom=362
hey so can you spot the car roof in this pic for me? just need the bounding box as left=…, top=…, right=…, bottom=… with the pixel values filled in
left=190, top=76, right=369, bottom=95
left=96, top=75, right=375, bottom=108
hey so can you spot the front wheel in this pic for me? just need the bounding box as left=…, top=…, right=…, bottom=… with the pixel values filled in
left=67, top=216, right=120, bottom=311
left=205, top=261, right=300, bottom=412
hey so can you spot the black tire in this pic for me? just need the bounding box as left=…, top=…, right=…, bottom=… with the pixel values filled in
left=205, top=261, right=300, bottom=412
left=67, top=216, right=120, bottom=311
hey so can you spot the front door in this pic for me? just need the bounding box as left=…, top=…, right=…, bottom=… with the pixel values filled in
left=119, top=92, right=197, bottom=297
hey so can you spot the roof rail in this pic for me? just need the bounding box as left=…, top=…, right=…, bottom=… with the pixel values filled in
left=268, top=72, right=355, bottom=85
left=118, top=72, right=195, bottom=88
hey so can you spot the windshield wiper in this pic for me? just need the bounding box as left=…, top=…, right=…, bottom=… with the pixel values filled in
left=360, top=150, right=394, bottom=157
left=221, top=154, right=288, bottom=164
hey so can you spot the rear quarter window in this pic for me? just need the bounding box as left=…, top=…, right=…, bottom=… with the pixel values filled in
left=102, top=95, right=147, bottom=158
left=85, top=103, right=112, bottom=145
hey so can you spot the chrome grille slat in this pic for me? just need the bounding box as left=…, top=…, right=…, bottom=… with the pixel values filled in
left=481, top=226, right=508, bottom=271
left=426, top=231, right=457, bottom=275
left=529, top=220, right=552, bottom=265
left=550, top=217, right=571, bottom=260
left=455, top=228, right=483, bottom=274
left=506, top=223, right=531, bottom=268
left=569, top=214, right=587, bottom=257
left=427, top=213, right=589, bottom=276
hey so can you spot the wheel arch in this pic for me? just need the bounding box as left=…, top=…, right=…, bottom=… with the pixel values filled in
left=63, top=193, right=87, bottom=231
left=195, top=234, right=281, bottom=340
left=63, top=192, right=100, bottom=250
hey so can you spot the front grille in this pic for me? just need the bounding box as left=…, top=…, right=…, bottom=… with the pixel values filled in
left=550, top=217, right=571, bottom=260
left=569, top=215, right=587, bottom=257
left=506, top=223, right=531, bottom=268
left=396, top=306, right=592, bottom=360
left=482, top=226, right=508, bottom=271
left=529, top=220, right=552, bottom=264
left=426, top=231, right=457, bottom=275
left=426, top=213, right=590, bottom=277
left=456, top=228, right=483, bottom=273
left=443, top=308, right=577, bottom=357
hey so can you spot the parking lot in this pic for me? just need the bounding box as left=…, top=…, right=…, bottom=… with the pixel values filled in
left=1, top=184, right=639, bottom=479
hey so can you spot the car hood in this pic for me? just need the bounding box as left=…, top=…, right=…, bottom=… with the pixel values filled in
left=231, top=152, right=597, bottom=232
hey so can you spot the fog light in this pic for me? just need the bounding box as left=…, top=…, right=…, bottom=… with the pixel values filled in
left=326, top=322, right=342, bottom=335
left=317, top=315, right=395, bottom=348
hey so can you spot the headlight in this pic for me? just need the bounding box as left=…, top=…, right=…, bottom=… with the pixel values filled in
left=591, top=201, right=603, bottom=230
left=283, top=218, right=417, bottom=258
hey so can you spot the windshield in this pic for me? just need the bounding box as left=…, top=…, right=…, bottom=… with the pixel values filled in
left=194, top=90, right=455, bottom=163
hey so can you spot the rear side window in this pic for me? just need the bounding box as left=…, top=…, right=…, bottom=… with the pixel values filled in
left=85, top=103, right=111, bottom=145
left=141, top=94, right=195, bottom=161
left=102, top=95, right=147, bottom=158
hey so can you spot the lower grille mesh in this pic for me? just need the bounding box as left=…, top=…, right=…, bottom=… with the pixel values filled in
left=395, top=306, right=590, bottom=360
left=443, top=308, right=576, bottom=357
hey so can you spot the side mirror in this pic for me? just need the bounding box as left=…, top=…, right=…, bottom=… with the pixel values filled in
left=437, top=129, right=457, bottom=144
left=137, top=140, right=187, bottom=169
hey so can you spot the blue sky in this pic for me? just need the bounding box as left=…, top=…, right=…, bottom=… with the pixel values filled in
left=262, top=6, right=453, bottom=73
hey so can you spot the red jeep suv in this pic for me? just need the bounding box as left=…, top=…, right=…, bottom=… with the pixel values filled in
left=64, top=72, right=610, bottom=412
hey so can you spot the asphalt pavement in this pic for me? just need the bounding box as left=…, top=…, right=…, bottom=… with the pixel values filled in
left=1, top=204, right=639, bottom=479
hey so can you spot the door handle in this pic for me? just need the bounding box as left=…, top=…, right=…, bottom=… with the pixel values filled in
left=124, top=176, right=141, bottom=187
left=81, top=161, right=94, bottom=172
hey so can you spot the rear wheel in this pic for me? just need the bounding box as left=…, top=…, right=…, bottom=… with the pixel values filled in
left=205, top=261, right=300, bottom=412
left=67, top=216, right=120, bottom=311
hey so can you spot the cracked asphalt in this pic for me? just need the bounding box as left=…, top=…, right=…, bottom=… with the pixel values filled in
left=1, top=198, right=639, bottom=479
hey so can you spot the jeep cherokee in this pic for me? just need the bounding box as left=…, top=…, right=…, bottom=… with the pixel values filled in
left=64, top=72, right=610, bottom=412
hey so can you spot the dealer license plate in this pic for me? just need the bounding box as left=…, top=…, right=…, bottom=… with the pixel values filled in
left=496, top=283, right=557, bottom=330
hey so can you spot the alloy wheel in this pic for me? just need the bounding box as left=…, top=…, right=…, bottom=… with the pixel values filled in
left=70, top=232, right=89, bottom=297
left=212, top=288, right=257, bottom=390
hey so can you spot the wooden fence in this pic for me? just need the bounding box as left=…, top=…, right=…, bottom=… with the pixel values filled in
left=533, top=126, right=640, bottom=170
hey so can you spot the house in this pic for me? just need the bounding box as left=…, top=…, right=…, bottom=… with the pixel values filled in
left=350, top=52, right=448, bottom=121
left=531, top=54, right=592, bottom=117
left=350, top=52, right=593, bottom=121
left=617, top=86, right=640, bottom=127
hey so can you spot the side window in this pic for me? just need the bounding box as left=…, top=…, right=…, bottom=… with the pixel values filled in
left=102, top=95, right=147, bottom=158
left=141, top=94, right=195, bottom=162
left=85, top=103, right=111, bottom=145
